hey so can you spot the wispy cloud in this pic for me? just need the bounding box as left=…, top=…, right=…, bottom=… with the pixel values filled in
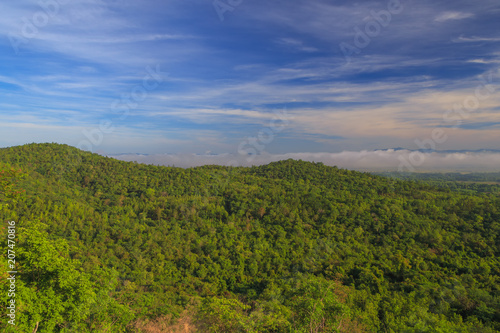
left=0, top=0, right=499, bottom=162
left=453, top=36, right=500, bottom=43
left=435, top=11, right=474, bottom=22
left=276, top=38, right=318, bottom=53
left=467, top=59, right=500, bottom=64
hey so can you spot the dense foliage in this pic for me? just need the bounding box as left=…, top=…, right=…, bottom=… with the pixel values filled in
left=1, top=143, right=499, bottom=332
left=377, top=171, right=500, bottom=195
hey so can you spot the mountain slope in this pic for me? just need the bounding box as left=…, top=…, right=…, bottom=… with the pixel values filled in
left=1, top=143, right=499, bottom=332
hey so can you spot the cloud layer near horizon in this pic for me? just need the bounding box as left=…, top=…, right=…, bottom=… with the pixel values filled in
left=111, top=150, right=500, bottom=172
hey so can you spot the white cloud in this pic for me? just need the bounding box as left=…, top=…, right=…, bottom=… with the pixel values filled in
left=434, top=11, right=474, bottom=22
left=111, top=149, right=500, bottom=172
left=0, top=1, right=198, bottom=68
left=454, top=36, right=500, bottom=43
left=1, top=0, right=499, bottom=157
left=467, top=59, right=500, bottom=64
left=276, top=38, right=318, bottom=53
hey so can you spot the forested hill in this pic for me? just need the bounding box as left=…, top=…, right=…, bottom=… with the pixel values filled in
left=1, top=143, right=499, bottom=332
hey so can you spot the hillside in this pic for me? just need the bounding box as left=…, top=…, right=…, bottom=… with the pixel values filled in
left=376, top=171, right=500, bottom=195
left=1, top=143, right=499, bottom=332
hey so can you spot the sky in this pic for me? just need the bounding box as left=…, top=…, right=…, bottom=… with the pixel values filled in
left=1, top=0, right=500, bottom=170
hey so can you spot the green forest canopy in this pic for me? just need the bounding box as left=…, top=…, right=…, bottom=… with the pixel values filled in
left=0, top=143, right=499, bottom=332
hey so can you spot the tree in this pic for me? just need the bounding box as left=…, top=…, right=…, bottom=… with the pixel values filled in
left=0, top=221, right=95, bottom=332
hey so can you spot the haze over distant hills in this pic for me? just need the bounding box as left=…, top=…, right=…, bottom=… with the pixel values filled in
left=110, top=148, right=500, bottom=172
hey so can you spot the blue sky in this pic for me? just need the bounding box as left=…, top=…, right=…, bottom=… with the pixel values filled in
left=1, top=0, right=499, bottom=169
